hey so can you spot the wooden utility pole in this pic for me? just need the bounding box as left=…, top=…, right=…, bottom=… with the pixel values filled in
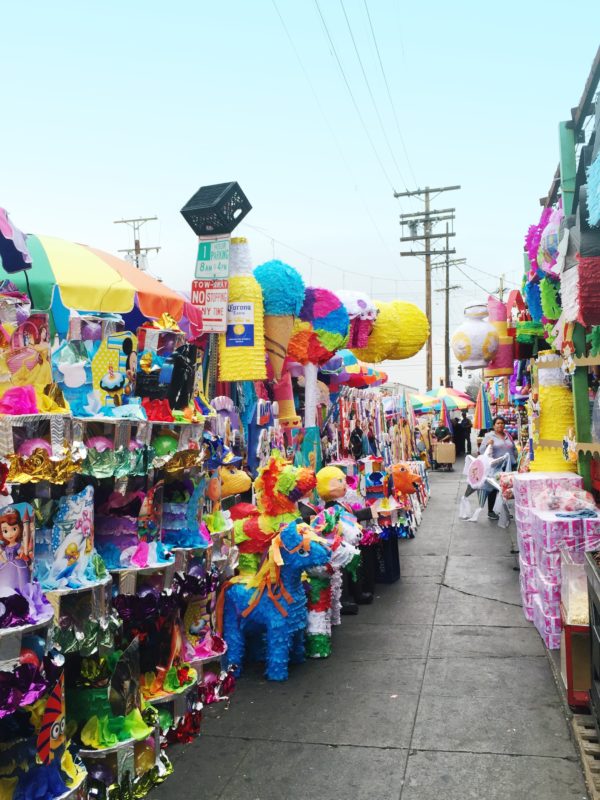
left=114, top=216, right=161, bottom=270
left=434, top=239, right=463, bottom=387
left=395, top=185, right=460, bottom=390
left=495, top=274, right=506, bottom=302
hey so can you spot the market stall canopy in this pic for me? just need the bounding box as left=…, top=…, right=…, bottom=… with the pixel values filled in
left=408, top=392, right=435, bottom=410
left=2, top=234, right=201, bottom=325
left=423, top=386, right=475, bottom=410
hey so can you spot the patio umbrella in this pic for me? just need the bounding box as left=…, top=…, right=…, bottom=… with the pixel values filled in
left=324, top=350, right=388, bottom=389
left=439, top=398, right=453, bottom=433
left=473, top=386, right=493, bottom=431
left=425, top=386, right=475, bottom=406
left=409, top=392, right=435, bottom=410
left=420, top=394, right=472, bottom=411
left=3, top=234, right=202, bottom=327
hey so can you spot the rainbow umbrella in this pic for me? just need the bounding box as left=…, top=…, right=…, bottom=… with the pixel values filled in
left=324, top=349, right=388, bottom=389
left=420, top=395, right=471, bottom=411
left=425, top=386, right=475, bottom=407
left=409, top=392, right=436, bottom=410
left=438, top=397, right=454, bottom=433
left=473, top=386, right=493, bottom=431
left=2, top=234, right=201, bottom=328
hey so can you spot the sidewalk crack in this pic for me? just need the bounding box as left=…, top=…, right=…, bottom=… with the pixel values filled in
left=441, top=582, right=522, bottom=608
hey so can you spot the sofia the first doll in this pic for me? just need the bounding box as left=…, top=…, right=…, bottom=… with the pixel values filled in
left=0, top=507, right=32, bottom=563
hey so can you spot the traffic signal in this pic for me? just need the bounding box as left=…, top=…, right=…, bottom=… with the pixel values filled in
left=457, top=364, right=463, bottom=377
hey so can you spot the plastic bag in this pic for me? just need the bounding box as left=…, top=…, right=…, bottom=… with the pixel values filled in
left=533, top=486, right=596, bottom=513
left=498, top=472, right=515, bottom=500
left=459, top=495, right=472, bottom=519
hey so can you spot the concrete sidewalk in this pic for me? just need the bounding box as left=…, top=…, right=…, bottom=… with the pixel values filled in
left=151, top=467, right=588, bottom=800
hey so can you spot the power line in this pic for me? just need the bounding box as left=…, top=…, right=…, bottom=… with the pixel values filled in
left=313, top=0, right=397, bottom=192
left=270, top=0, right=399, bottom=253
left=462, top=261, right=520, bottom=287
left=362, top=0, right=417, bottom=186
left=455, top=265, right=493, bottom=295
left=241, top=222, right=425, bottom=285
left=338, top=0, right=407, bottom=190
left=397, top=185, right=460, bottom=391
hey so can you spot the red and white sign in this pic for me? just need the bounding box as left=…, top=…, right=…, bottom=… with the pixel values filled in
left=191, top=279, right=229, bottom=333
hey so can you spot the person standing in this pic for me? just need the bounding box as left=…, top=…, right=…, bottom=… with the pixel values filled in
left=452, top=416, right=465, bottom=457
left=479, top=416, right=517, bottom=520
left=460, top=409, right=473, bottom=455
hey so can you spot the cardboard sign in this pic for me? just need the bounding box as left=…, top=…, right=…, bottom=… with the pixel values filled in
left=190, top=279, right=228, bottom=333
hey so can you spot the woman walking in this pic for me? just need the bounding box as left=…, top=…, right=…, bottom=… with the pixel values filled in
left=479, top=416, right=517, bottom=520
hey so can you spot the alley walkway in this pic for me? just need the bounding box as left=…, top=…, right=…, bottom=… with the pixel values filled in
left=151, top=467, right=588, bottom=800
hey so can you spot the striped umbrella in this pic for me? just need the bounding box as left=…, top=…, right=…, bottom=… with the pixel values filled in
left=473, top=386, right=493, bottom=430
left=419, top=394, right=472, bottom=411
left=425, top=386, right=475, bottom=406
left=438, top=398, right=453, bottom=433
left=409, top=392, right=435, bottom=410
left=2, top=234, right=201, bottom=329
left=325, top=349, right=388, bottom=389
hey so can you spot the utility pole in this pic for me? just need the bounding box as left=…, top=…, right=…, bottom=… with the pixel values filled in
left=114, top=216, right=160, bottom=270
left=495, top=274, right=506, bottom=301
left=395, top=185, right=460, bottom=390
left=433, top=231, right=463, bottom=387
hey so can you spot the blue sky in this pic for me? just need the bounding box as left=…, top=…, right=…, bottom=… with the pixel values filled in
left=2, top=1, right=599, bottom=390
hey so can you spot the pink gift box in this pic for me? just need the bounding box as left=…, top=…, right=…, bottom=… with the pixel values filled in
left=530, top=509, right=583, bottom=552
left=513, top=472, right=583, bottom=509
left=519, top=575, right=536, bottom=622
left=533, top=569, right=561, bottom=614
left=515, top=505, right=531, bottom=525
left=519, top=570, right=537, bottom=596
left=533, top=595, right=562, bottom=646
left=583, top=517, right=600, bottom=550
left=517, top=530, right=537, bottom=565
left=518, top=557, right=536, bottom=591
left=516, top=517, right=533, bottom=537
left=534, top=543, right=562, bottom=582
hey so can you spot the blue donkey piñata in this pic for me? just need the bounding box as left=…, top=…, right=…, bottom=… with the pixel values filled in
left=218, top=520, right=330, bottom=680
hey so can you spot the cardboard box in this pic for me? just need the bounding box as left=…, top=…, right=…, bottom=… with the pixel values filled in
left=434, top=442, right=456, bottom=464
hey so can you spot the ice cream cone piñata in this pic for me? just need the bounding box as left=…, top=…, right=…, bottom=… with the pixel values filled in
left=254, top=259, right=305, bottom=380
